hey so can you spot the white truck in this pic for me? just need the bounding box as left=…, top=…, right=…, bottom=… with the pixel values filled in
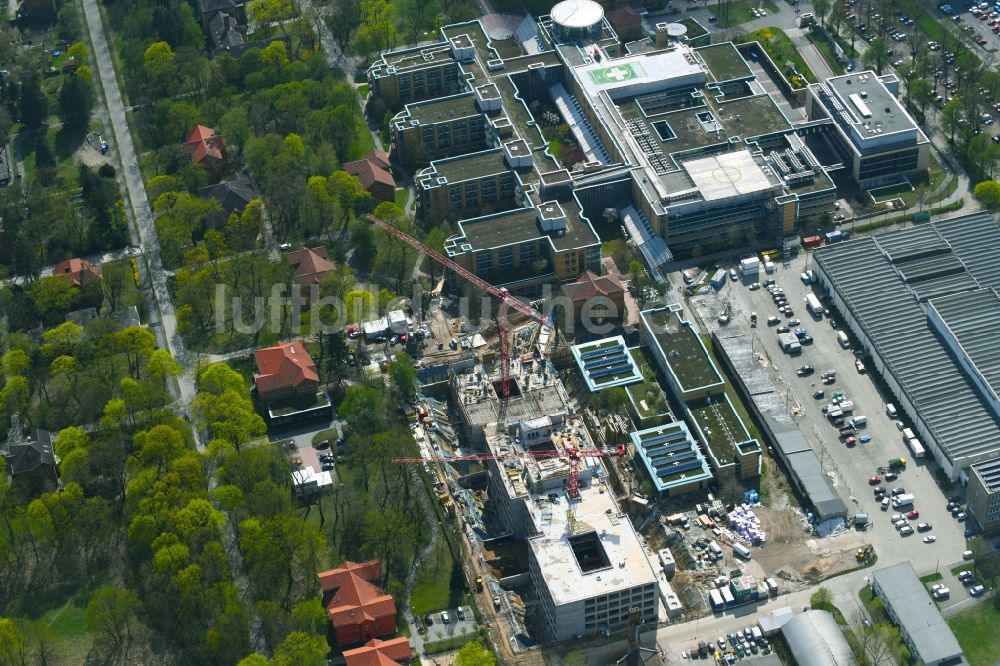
left=806, top=293, right=823, bottom=318
left=892, top=493, right=915, bottom=509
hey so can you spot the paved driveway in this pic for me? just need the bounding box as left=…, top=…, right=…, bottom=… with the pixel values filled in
left=418, top=608, right=479, bottom=644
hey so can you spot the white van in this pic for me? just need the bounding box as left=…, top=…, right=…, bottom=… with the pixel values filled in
left=886, top=403, right=897, bottom=419
left=733, top=543, right=752, bottom=560
left=851, top=415, right=867, bottom=428
left=837, top=331, right=850, bottom=348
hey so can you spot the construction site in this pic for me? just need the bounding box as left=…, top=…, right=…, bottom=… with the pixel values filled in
left=359, top=214, right=869, bottom=664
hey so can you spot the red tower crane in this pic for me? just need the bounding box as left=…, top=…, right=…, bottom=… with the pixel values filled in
left=366, top=214, right=548, bottom=399
left=393, top=444, right=626, bottom=499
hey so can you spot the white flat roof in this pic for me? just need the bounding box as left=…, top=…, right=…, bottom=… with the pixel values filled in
left=527, top=475, right=659, bottom=606
left=577, top=49, right=706, bottom=100
left=292, top=466, right=333, bottom=488
left=683, top=150, right=776, bottom=200
left=551, top=0, right=604, bottom=28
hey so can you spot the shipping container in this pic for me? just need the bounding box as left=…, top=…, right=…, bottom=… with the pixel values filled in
left=826, top=230, right=844, bottom=243
left=740, top=257, right=760, bottom=275
left=709, top=588, right=725, bottom=611
left=803, top=235, right=823, bottom=249
left=710, top=269, right=727, bottom=290
left=839, top=400, right=854, bottom=414
left=721, top=586, right=736, bottom=607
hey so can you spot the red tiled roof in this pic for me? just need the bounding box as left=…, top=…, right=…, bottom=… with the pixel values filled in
left=317, top=560, right=383, bottom=594
left=343, top=637, right=412, bottom=666
left=561, top=269, right=625, bottom=301
left=52, top=258, right=102, bottom=287
left=185, top=125, right=225, bottom=163
left=366, top=149, right=391, bottom=170
left=253, top=340, right=318, bottom=394
left=286, top=246, right=334, bottom=286
left=343, top=159, right=396, bottom=191
left=317, top=561, right=396, bottom=631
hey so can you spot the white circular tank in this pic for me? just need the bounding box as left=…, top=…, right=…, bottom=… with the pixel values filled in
left=550, top=0, right=604, bottom=42
left=665, top=22, right=687, bottom=39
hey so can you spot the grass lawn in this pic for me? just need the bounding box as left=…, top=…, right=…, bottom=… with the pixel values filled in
left=744, top=28, right=817, bottom=86
left=807, top=30, right=846, bottom=75
left=409, top=536, right=464, bottom=616
left=920, top=571, right=943, bottom=583
left=948, top=599, right=1000, bottom=665
left=394, top=187, right=409, bottom=212
left=716, top=1, right=781, bottom=29
left=868, top=181, right=915, bottom=203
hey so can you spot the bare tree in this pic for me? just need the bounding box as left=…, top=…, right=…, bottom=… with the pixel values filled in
left=851, top=610, right=895, bottom=666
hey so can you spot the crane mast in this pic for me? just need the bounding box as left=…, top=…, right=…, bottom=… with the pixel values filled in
left=366, top=214, right=548, bottom=398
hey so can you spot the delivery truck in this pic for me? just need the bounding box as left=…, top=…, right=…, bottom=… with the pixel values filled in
left=892, top=493, right=915, bottom=509
left=806, top=293, right=824, bottom=318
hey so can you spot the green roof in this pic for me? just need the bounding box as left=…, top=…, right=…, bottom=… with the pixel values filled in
left=697, top=43, right=753, bottom=82
left=643, top=309, right=724, bottom=393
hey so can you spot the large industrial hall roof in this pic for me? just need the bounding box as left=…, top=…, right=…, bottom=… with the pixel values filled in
left=814, top=212, right=1000, bottom=468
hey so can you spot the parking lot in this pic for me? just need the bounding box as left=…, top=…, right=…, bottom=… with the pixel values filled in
left=685, top=252, right=970, bottom=578
left=417, top=606, right=478, bottom=643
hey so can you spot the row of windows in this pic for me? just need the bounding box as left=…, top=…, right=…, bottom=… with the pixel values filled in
left=859, top=148, right=921, bottom=181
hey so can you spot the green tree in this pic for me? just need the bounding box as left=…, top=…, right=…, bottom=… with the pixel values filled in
left=810, top=586, right=833, bottom=612
left=862, top=36, right=889, bottom=76
left=30, top=276, right=80, bottom=325
left=387, top=352, right=417, bottom=399
left=973, top=180, right=1000, bottom=209
left=627, top=259, right=665, bottom=311
left=455, top=641, right=496, bottom=666
left=940, top=97, right=965, bottom=146
left=101, top=260, right=132, bottom=312
left=57, top=73, right=93, bottom=133
left=86, top=587, right=140, bottom=665
left=18, top=74, right=47, bottom=128
left=0, top=618, right=30, bottom=666
left=143, top=42, right=176, bottom=98
left=813, top=0, right=831, bottom=27
left=270, top=630, right=327, bottom=666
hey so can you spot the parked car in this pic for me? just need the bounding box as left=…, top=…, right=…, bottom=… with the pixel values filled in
left=923, top=535, right=937, bottom=543
left=970, top=584, right=986, bottom=596
left=906, top=510, right=920, bottom=520
left=869, top=475, right=882, bottom=485
left=917, top=522, right=932, bottom=532
left=797, top=365, right=815, bottom=377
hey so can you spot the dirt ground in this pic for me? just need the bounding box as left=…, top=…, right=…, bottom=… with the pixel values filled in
left=752, top=503, right=868, bottom=586
left=76, top=141, right=109, bottom=168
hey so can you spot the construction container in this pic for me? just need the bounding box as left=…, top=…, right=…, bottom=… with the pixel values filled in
left=730, top=574, right=759, bottom=604
left=802, top=235, right=823, bottom=249
left=740, top=257, right=760, bottom=275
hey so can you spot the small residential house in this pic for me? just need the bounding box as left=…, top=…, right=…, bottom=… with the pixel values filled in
left=52, top=258, right=102, bottom=288
left=185, top=125, right=226, bottom=174
left=561, top=269, right=627, bottom=322
left=207, top=12, right=246, bottom=53
left=343, top=637, right=413, bottom=666
left=253, top=340, right=319, bottom=403
left=197, top=0, right=247, bottom=30
left=343, top=150, right=396, bottom=201
left=317, top=561, right=397, bottom=646
left=3, top=429, right=58, bottom=497
left=286, top=246, right=334, bottom=302
left=198, top=174, right=258, bottom=216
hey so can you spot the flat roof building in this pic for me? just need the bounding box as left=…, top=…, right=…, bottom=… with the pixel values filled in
left=630, top=421, right=713, bottom=497
left=572, top=336, right=643, bottom=391
left=369, top=16, right=841, bottom=284
left=813, top=213, right=1000, bottom=481
left=807, top=72, right=930, bottom=187
left=871, top=562, right=964, bottom=666
left=967, top=457, right=1000, bottom=534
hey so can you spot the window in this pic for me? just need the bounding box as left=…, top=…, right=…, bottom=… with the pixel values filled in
left=499, top=247, right=514, bottom=267
left=476, top=252, right=493, bottom=272
left=520, top=242, right=536, bottom=262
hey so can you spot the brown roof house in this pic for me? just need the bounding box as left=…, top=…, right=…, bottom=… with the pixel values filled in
left=185, top=125, right=226, bottom=175
left=317, top=561, right=398, bottom=646
left=286, top=246, right=334, bottom=302
left=344, top=150, right=396, bottom=201
left=562, top=269, right=627, bottom=325
left=3, top=429, right=58, bottom=498
left=253, top=340, right=319, bottom=404
left=343, top=637, right=413, bottom=666
left=52, top=258, right=104, bottom=308
left=52, top=258, right=102, bottom=287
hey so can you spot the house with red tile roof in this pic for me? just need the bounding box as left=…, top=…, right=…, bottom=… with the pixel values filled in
left=52, top=258, right=102, bottom=288
left=253, top=340, right=319, bottom=403
left=286, top=246, right=334, bottom=301
left=317, top=561, right=397, bottom=646
left=185, top=125, right=226, bottom=173
left=343, top=637, right=412, bottom=666
left=561, top=269, right=627, bottom=322
left=343, top=150, right=396, bottom=201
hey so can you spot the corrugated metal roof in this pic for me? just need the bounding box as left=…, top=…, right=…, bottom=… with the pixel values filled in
left=814, top=213, right=1000, bottom=467
left=930, top=288, right=1000, bottom=402
left=780, top=610, right=857, bottom=666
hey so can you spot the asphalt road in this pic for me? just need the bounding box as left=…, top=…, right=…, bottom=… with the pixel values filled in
left=80, top=0, right=195, bottom=404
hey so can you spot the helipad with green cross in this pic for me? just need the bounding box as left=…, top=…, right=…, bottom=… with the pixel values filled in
left=588, top=62, right=646, bottom=85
